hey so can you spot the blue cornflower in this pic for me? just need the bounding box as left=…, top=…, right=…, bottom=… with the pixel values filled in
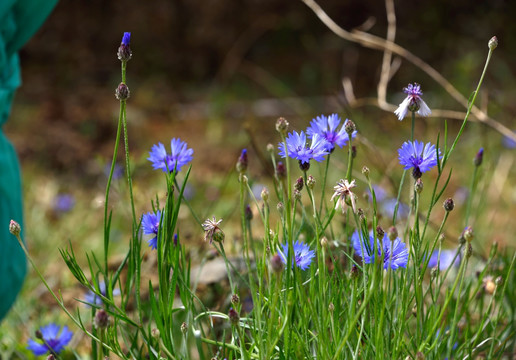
left=394, top=83, right=431, bottom=120
left=427, top=249, right=460, bottom=270
left=398, top=140, right=441, bottom=179
left=53, top=194, right=75, bottom=213
left=502, top=130, right=516, bottom=149
left=27, top=324, right=73, bottom=356
left=278, top=240, right=315, bottom=271
left=121, top=32, right=131, bottom=46
left=278, top=130, right=329, bottom=168
left=148, top=138, right=193, bottom=173
left=84, top=281, right=121, bottom=307
left=306, top=114, right=357, bottom=151
left=351, top=230, right=409, bottom=270
left=142, top=210, right=162, bottom=249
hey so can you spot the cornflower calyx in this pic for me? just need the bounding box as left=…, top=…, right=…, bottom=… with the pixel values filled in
left=394, top=83, right=431, bottom=121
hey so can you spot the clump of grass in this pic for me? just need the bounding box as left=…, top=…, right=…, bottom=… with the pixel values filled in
left=10, top=32, right=516, bottom=360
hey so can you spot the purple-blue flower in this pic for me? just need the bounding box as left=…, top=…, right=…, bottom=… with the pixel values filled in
left=398, top=140, right=441, bottom=178
left=84, top=281, right=121, bottom=307
left=53, top=194, right=75, bottom=213
left=427, top=249, right=460, bottom=270
left=394, top=83, right=431, bottom=121
left=306, top=114, right=357, bottom=151
left=278, top=240, right=315, bottom=271
left=142, top=210, right=161, bottom=249
left=121, top=32, right=131, bottom=46
left=27, top=324, right=73, bottom=356
left=502, top=130, right=516, bottom=149
left=351, top=230, right=409, bottom=270
left=148, top=138, right=193, bottom=173
left=278, top=130, right=329, bottom=166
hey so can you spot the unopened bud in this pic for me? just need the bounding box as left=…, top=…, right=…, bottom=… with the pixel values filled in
left=294, top=189, right=302, bottom=201
left=9, top=220, right=21, bottom=236
left=328, top=303, right=335, bottom=313
left=388, top=226, right=398, bottom=241
left=236, top=149, right=248, bottom=173
left=180, top=322, right=188, bottom=334
left=276, top=117, right=289, bottom=134
left=94, top=309, right=109, bottom=329
left=151, top=328, right=160, bottom=339
left=276, top=162, right=286, bottom=179
left=463, top=226, right=474, bottom=242
left=376, top=225, right=385, bottom=239
left=320, top=237, right=328, bottom=248
left=350, top=264, right=359, bottom=279
left=344, top=119, right=356, bottom=136
left=294, top=177, right=304, bottom=191
left=495, top=276, right=503, bottom=286
left=307, top=175, right=316, bottom=190
left=228, top=308, right=240, bottom=325
left=231, top=294, right=240, bottom=305
left=245, top=205, right=253, bottom=221
left=271, top=254, right=284, bottom=273
left=261, top=188, right=269, bottom=202
left=35, top=330, right=43, bottom=339
left=415, top=178, right=423, bottom=194
left=362, top=166, right=369, bottom=178
left=430, top=266, right=439, bottom=279
left=415, top=352, right=425, bottom=360
left=115, top=83, right=130, bottom=100
left=47, top=355, right=56, bottom=360
left=266, top=143, right=275, bottom=153
left=484, top=276, right=496, bottom=294
left=212, top=231, right=225, bottom=243
left=488, top=36, right=498, bottom=50
left=443, top=198, right=454, bottom=212
left=277, top=202, right=284, bottom=213
left=474, top=148, right=484, bottom=167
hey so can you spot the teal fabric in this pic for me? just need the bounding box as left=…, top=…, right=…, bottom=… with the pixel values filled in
left=0, top=0, right=58, bottom=321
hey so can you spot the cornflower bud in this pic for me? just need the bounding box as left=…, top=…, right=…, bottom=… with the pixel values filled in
left=465, top=243, right=473, bottom=259
left=276, top=117, right=289, bottom=135
left=94, top=309, right=109, bottom=329
left=495, top=276, right=503, bottom=286
left=483, top=276, right=495, bottom=294
left=266, top=143, right=274, bottom=153
left=320, top=237, right=328, bottom=248
left=212, top=231, right=225, bottom=243
left=307, top=175, right=316, bottom=190
left=261, top=187, right=269, bottom=202
left=115, top=83, right=130, bottom=100
left=344, top=119, right=356, bottom=136
left=47, top=355, right=56, bottom=360
left=488, top=36, right=498, bottom=50
left=443, top=198, right=454, bottom=212
left=362, top=166, right=369, bottom=178
left=388, top=226, right=398, bottom=241
left=180, top=322, right=188, bottom=334
left=473, top=148, right=484, bottom=167
left=294, top=189, right=302, bottom=201
left=117, top=32, right=132, bottom=61
left=415, top=352, right=425, bottom=360
left=463, top=226, right=474, bottom=242
left=376, top=225, right=385, bottom=239
left=271, top=254, right=284, bottom=273
left=151, top=328, right=160, bottom=339
left=9, top=220, right=21, bottom=236
left=228, top=308, right=240, bottom=326
left=350, top=264, right=360, bottom=279
left=245, top=205, right=253, bottom=221
left=415, top=178, right=423, bottom=194
left=231, top=294, right=240, bottom=305
left=328, top=303, right=335, bottom=313
left=276, top=202, right=284, bottom=213
left=294, top=177, right=304, bottom=191
left=276, top=162, right=286, bottom=179
left=236, top=149, right=248, bottom=173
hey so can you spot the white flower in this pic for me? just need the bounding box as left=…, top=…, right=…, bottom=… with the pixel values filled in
left=394, top=83, right=431, bottom=121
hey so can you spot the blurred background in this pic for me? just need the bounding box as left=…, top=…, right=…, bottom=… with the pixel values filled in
left=2, top=0, right=516, bottom=353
